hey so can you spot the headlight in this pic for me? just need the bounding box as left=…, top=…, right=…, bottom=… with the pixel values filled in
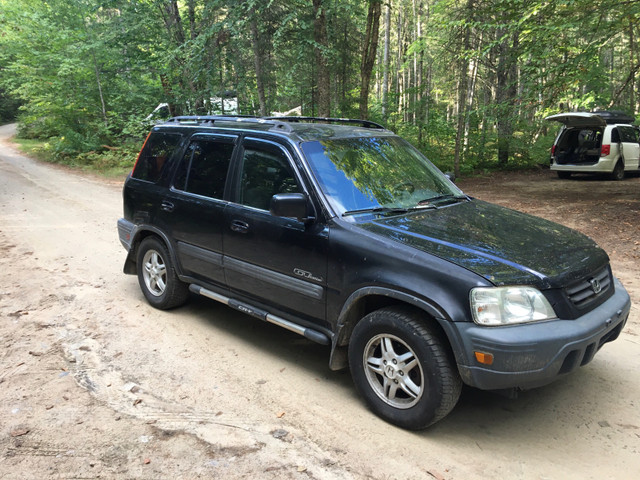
left=470, top=287, right=556, bottom=326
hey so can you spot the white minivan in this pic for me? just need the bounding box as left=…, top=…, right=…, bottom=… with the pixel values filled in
left=546, top=111, right=640, bottom=180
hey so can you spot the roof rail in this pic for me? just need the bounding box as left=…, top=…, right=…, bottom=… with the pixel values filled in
left=165, top=115, right=264, bottom=125
left=163, top=115, right=388, bottom=132
left=265, top=116, right=386, bottom=130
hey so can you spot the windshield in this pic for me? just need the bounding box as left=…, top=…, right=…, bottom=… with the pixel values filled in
left=301, top=136, right=464, bottom=219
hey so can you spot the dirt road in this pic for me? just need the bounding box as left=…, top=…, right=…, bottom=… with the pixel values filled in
left=1, top=122, right=639, bottom=479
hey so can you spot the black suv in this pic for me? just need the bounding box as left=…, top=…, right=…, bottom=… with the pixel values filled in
left=118, top=116, right=630, bottom=429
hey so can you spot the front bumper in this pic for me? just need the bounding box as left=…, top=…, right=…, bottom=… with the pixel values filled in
left=455, top=278, right=631, bottom=390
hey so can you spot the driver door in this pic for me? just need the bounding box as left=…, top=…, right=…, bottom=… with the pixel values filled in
left=222, top=137, right=329, bottom=327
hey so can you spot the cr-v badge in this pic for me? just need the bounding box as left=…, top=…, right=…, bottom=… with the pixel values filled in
left=294, top=268, right=323, bottom=282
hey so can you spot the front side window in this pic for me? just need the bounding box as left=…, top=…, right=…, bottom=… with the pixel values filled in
left=301, top=136, right=463, bottom=219
left=238, top=144, right=300, bottom=210
left=132, top=132, right=183, bottom=183
left=173, top=138, right=235, bottom=199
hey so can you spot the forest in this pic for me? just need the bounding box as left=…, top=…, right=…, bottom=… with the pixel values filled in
left=1, top=0, right=640, bottom=175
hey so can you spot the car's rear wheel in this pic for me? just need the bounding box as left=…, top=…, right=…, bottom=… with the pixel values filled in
left=611, top=160, right=625, bottom=181
left=136, top=237, right=189, bottom=310
left=348, top=306, right=462, bottom=430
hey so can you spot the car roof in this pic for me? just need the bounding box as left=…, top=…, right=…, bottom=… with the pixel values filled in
left=154, top=115, right=395, bottom=142
left=545, top=111, right=635, bottom=127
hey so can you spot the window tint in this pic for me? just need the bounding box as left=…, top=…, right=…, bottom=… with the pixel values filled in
left=619, top=126, right=639, bottom=143
left=132, top=132, right=182, bottom=183
left=611, top=128, right=621, bottom=143
left=239, top=145, right=300, bottom=210
left=174, top=139, right=234, bottom=199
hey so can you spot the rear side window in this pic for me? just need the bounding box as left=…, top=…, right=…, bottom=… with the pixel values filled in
left=618, top=126, right=639, bottom=143
left=132, top=132, right=183, bottom=183
left=611, top=128, right=621, bottom=143
left=173, top=138, right=235, bottom=199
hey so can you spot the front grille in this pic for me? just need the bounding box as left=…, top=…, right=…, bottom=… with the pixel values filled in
left=565, top=266, right=612, bottom=309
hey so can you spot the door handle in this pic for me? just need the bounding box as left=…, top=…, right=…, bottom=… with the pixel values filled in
left=230, top=220, right=250, bottom=234
left=161, top=200, right=175, bottom=212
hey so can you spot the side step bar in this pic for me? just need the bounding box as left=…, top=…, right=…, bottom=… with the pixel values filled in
left=189, top=284, right=330, bottom=346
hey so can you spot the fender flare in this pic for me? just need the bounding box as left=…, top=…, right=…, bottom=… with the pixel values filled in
left=328, top=286, right=464, bottom=370
left=123, top=225, right=181, bottom=276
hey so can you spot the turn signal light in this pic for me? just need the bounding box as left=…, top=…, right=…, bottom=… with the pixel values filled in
left=601, top=144, right=611, bottom=156
left=474, top=351, right=494, bottom=365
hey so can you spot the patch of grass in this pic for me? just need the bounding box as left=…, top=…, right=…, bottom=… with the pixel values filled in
left=12, top=137, right=52, bottom=162
left=12, top=136, right=136, bottom=178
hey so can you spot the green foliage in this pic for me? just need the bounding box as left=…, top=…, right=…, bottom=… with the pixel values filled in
left=1, top=0, right=640, bottom=176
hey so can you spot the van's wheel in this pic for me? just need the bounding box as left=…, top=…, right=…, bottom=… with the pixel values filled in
left=136, top=237, right=189, bottom=310
left=557, top=171, right=571, bottom=179
left=348, top=306, right=462, bottom=430
left=611, top=160, right=625, bottom=181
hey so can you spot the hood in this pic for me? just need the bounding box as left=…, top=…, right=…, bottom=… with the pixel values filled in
left=359, top=200, right=608, bottom=288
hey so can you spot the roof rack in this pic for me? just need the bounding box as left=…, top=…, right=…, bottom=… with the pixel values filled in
left=591, top=110, right=635, bottom=124
left=265, top=116, right=386, bottom=130
left=163, top=115, right=388, bottom=133
left=165, top=115, right=263, bottom=125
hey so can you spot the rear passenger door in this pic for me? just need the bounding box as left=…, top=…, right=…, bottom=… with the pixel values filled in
left=125, top=131, right=184, bottom=226
left=618, top=126, right=640, bottom=170
left=157, top=134, right=237, bottom=287
left=223, top=137, right=329, bottom=326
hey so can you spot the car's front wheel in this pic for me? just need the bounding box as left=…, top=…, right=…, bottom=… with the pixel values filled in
left=136, top=236, right=189, bottom=310
left=348, top=306, right=462, bottom=430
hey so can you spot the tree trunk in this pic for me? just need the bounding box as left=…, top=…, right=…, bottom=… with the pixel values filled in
left=416, top=0, right=423, bottom=143
left=188, top=0, right=196, bottom=40
left=359, top=0, right=382, bottom=120
left=164, top=1, right=185, bottom=46
left=630, top=22, right=635, bottom=113
left=382, top=2, right=391, bottom=121
left=395, top=6, right=403, bottom=117
left=312, top=0, right=330, bottom=117
left=496, top=30, right=519, bottom=167
left=92, top=52, right=108, bottom=127
left=453, top=0, right=473, bottom=178
left=250, top=18, right=267, bottom=116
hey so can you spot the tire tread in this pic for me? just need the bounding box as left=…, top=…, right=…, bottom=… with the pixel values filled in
left=349, top=305, right=462, bottom=429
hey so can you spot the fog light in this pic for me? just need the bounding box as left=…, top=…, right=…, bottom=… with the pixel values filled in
left=474, top=351, right=494, bottom=365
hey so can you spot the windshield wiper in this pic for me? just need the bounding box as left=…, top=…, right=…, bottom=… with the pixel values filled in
left=417, top=194, right=469, bottom=207
left=342, top=206, right=410, bottom=217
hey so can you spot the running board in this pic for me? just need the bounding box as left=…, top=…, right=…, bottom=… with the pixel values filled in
left=189, top=284, right=330, bottom=345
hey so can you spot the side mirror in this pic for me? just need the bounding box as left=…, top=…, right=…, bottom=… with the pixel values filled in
left=444, top=171, right=456, bottom=183
left=270, top=193, right=313, bottom=223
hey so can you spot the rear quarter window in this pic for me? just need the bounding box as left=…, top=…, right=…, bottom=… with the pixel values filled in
left=610, top=127, right=621, bottom=143
left=132, top=132, right=183, bottom=183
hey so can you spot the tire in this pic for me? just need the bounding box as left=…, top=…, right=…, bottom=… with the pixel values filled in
left=557, top=171, right=571, bottom=180
left=136, top=236, right=189, bottom=310
left=348, top=306, right=462, bottom=430
left=611, top=160, right=625, bottom=181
